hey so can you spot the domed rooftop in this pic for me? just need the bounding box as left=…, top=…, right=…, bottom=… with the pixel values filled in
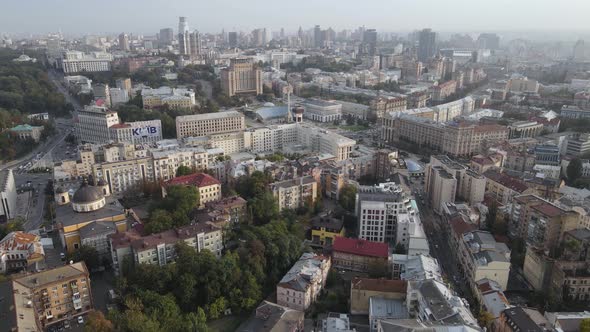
left=72, top=182, right=104, bottom=204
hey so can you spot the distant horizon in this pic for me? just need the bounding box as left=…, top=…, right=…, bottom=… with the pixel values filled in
left=2, top=0, right=590, bottom=40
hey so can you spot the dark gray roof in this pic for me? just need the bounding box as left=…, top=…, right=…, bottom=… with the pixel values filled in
left=502, top=307, right=544, bottom=332
left=79, top=220, right=118, bottom=240
left=72, top=183, right=104, bottom=203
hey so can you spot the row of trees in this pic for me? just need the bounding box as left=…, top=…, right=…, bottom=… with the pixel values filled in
left=107, top=220, right=304, bottom=332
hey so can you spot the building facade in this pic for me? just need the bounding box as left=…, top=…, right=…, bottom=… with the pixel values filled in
left=175, top=111, right=245, bottom=138
left=221, top=58, right=263, bottom=96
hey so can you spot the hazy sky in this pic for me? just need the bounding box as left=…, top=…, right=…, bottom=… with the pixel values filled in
left=2, top=0, right=590, bottom=35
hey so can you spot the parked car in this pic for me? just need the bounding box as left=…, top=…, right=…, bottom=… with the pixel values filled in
left=77, top=316, right=84, bottom=324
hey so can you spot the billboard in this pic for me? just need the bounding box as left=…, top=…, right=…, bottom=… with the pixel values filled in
left=129, top=120, right=162, bottom=140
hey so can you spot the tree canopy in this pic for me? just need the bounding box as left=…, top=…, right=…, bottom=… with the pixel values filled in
left=339, top=184, right=357, bottom=212
left=111, top=221, right=304, bottom=331
left=145, top=185, right=200, bottom=234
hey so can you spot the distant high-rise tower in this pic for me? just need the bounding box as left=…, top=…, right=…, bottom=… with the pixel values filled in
left=362, top=29, right=378, bottom=56
left=477, top=33, right=500, bottom=50
left=159, top=28, right=173, bottom=46
left=221, top=58, right=262, bottom=97
left=228, top=32, right=238, bottom=48
left=573, top=40, right=585, bottom=61
left=189, top=31, right=202, bottom=56
left=118, top=33, right=129, bottom=51
left=418, top=28, right=437, bottom=62
left=178, top=17, right=190, bottom=55
left=314, top=25, right=323, bottom=48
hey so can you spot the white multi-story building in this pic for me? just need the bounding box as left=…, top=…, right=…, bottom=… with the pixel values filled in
left=141, top=87, right=196, bottom=110
left=456, top=230, right=511, bottom=292
left=150, top=147, right=209, bottom=181
left=424, top=155, right=486, bottom=214
left=109, top=222, right=223, bottom=275
left=75, top=105, right=120, bottom=144
left=109, top=87, right=129, bottom=105
left=60, top=51, right=112, bottom=73
left=302, top=99, right=342, bottom=123
left=244, top=124, right=356, bottom=162
left=355, top=182, right=417, bottom=244
left=92, top=157, right=155, bottom=194
left=270, top=176, right=318, bottom=212
left=0, top=169, right=17, bottom=220
left=406, top=279, right=478, bottom=326
left=276, top=253, right=331, bottom=311
left=109, top=120, right=163, bottom=144
left=176, top=111, right=245, bottom=138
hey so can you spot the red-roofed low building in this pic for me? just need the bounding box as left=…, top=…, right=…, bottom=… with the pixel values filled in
left=162, top=173, right=221, bottom=208
left=332, top=237, right=389, bottom=273
left=0, top=231, right=45, bottom=273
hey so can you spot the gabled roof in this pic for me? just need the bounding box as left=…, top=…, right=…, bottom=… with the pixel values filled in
left=333, top=237, right=389, bottom=258
left=164, top=172, right=220, bottom=188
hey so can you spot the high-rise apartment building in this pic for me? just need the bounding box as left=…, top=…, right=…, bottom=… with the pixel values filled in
left=228, top=31, right=238, bottom=48
left=75, top=105, right=120, bottom=144
left=159, top=28, right=174, bottom=45
left=417, top=28, right=437, bottom=62
left=424, top=155, right=486, bottom=213
left=189, top=31, right=202, bottom=56
left=220, top=58, right=262, bottom=97
left=477, top=33, right=500, bottom=50
left=510, top=195, right=581, bottom=251
left=270, top=176, right=318, bottom=212
left=178, top=17, right=190, bottom=55
left=0, top=169, right=17, bottom=220
left=118, top=33, right=129, bottom=51
left=362, top=29, right=378, bottom=56
left=175, top=111, right=246, bottom=138
left=11, top=262, right=93, bottom=331
left=355, top=182, right=417, bottom=244
left=314, top=25, right=323, bottom=48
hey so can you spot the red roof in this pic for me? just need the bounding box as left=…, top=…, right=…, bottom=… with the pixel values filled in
left=449, top=215, right=476, bottom=236
left=332, top=237, right=389, bottom=258
left=110, top=123, right=131, bottom=129
left=95, top=98, right=106, bottom=106
left=164, top=173, right=220, bottom=188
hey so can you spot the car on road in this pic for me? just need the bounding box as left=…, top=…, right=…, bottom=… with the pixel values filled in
left=64, top=320, right=70, bottom=329
left=60, top=252, right=66, bottom=261
left=77, top=316, right=84, bottom=324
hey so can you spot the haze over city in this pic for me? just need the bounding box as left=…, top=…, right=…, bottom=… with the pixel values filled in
left=2, top=0, right=590, bottom=35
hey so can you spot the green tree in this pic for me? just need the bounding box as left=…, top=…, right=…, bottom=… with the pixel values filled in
left=207, top=296, right=226, bottom=320
left=250, top=191, right=279, bottom=224
left=185, top=308, right=209, bottom=332
left=176, top=165, right=194, bottom=177
left=67, top=245, right=100, bottom=270
left=339, top=185, right=357, bottom=212
left=394, top=243, right=407, bottom=254
left=84, top=311, right=113, bottom=332
left=567, top=158, right=583, bottom=184
left=145, top=209, right=174, bottom=234
left=0, top=217, right=25, bottom=239
left=477, top=310, right=495, bottom=328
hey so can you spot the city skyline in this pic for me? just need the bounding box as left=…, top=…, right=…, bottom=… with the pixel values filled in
left=2, top=0, right=590, bottom=36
